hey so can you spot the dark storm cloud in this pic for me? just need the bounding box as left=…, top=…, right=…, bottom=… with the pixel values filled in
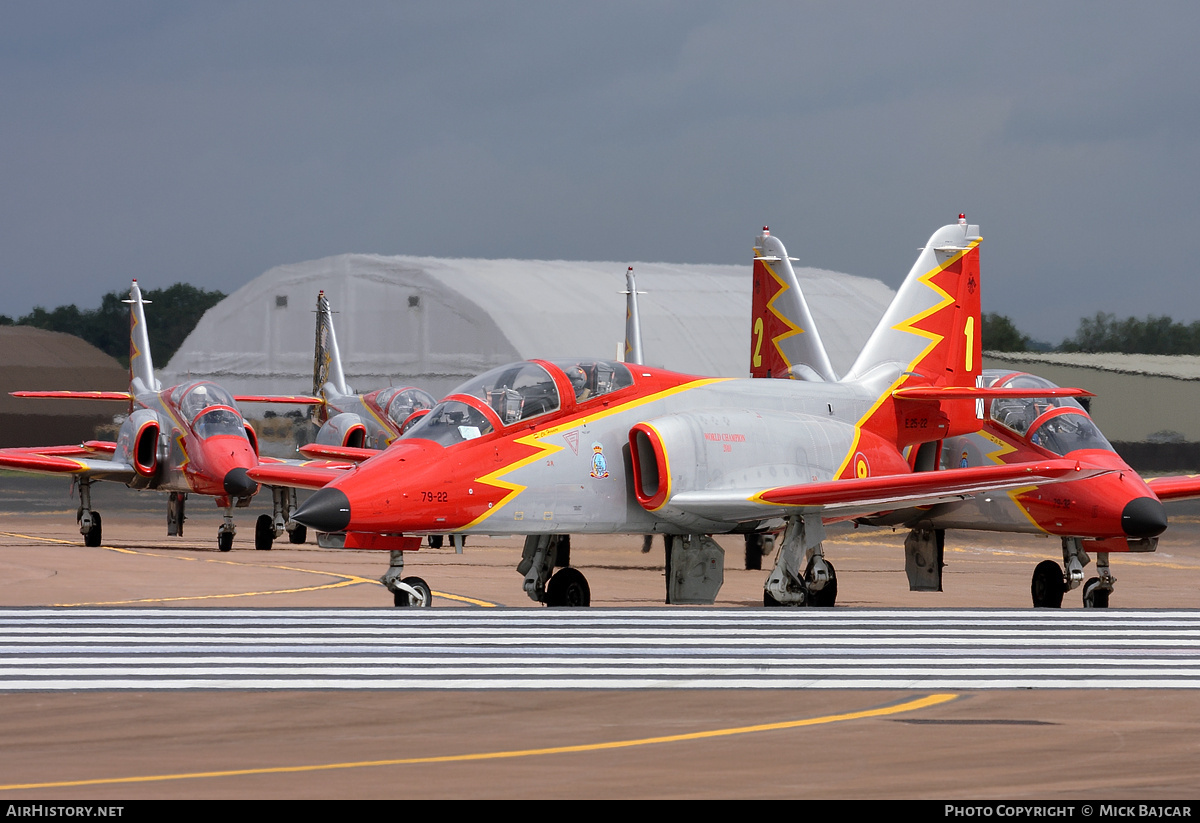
left=2, top=1, right=1198, bottom=343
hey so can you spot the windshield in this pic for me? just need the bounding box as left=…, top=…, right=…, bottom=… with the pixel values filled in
left=987, top=372, right=1085, bottom=436
left=401, top=399, right=495, bottom=446
left=1029, top=412, right=1114, bottom=456
left=176, top=382, right=238, bottom=423
left=450, top=362, right=560, bottom=425
left=193, top=408, right=248, bottom=440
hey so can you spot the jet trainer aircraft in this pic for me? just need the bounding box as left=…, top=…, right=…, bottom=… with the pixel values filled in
left=0, top=281, right=265, bottom=551
left=303, top=290, right=436, bottom=450
left=235, top=291, right=437, bottom=552
left=749, top=221, right=1200, bottom=607
left=273, top=217, right=1109, bottom=607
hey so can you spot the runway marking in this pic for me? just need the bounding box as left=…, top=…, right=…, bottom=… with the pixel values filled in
left=0, top=531, right=498, bottom=608
left=3, top=610, right=1199, bottom=690
left=0, top=692, right=958, bottom=791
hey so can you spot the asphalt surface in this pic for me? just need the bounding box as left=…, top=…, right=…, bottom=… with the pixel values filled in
left=1, top=474, right=1199, bottom=799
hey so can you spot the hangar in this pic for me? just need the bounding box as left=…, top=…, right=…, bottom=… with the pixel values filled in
left=163, top=253, right=896, bottom=400
left=0, top=327, right=127, bottom=448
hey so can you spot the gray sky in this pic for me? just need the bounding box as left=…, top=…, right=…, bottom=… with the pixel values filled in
left=3, top=1, right=1198, bottom=344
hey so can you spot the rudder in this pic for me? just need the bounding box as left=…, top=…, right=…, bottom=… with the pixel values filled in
left=750, top=227, right=837, bottom=382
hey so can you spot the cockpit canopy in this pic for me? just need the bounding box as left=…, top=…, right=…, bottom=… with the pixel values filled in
left=985, top=370, right=1112, bottom=456
left=402, top=359, right=634, bottom=446
left=372, top=387, right=436, bottom=430
left=167, top=382, right=248, bottom=440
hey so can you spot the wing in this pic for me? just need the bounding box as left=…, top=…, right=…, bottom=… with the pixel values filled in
left=248, top=460, right=353, bottom=490
left=234, top=394, right=324, bottom=405
left=666, top=459, right=1107, bottom=523
left=891, top=386, right=1095, bottom=400
left=1146, top=475, right=1200, bottom=502
left=0, top=446, right=136, bottom=483
left=297, top=443, right=379, bottom=462
left=11, top=391, right=132, bottom=401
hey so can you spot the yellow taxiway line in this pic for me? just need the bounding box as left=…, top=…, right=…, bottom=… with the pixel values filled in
left=0, top=531, right=497, bottom=607
left=0, top=693, right=959, bottom=791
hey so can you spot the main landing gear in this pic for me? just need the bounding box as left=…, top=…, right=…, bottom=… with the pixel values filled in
left=77, top=478, right=101, bottom=547
left=743, top=533, right=774, bottom=571
left=381, top=550, right=433, bottom=607
left=763, top=516, right=837, bottom=607
left=519, top=534, right=590, bottom=606
left=1030, top=537, right=1116, bottom=608
left=254, top=487, right=308, bottom=550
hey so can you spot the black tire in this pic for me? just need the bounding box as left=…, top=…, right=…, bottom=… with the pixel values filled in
left=806, top=559, right=838, bottom=607
left=288, top=524, right=307, bottom=544
left=546, top=567, right=590, bottom=607
left=84, top=512, right=102, bottom=548
left=1031, top=560, right=1065, bottom=607
left=255, top=514, right=274, bottom=551
left=763, top=589, right=781, bottom=607
left=744, top=534, right=763, bottom=571
left=394, top=576, right=432, bottom=608
left=428, top=535, right=444, bottom=549
left=1082, top=577, right=1110, bottom=609
left=218, top=530, right=234, bottom=552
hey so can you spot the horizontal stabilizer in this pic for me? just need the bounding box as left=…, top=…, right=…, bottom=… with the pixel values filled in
left=11, top=391, right=132, bottom=401
left=234, top=394, right=324, bottom=405
left=891, top=386, right=1094, bottom=400
left=667, top=459, right=1106, bottom=523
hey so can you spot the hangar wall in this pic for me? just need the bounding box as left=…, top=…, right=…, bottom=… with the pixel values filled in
left=163, top=253, right=896, bottom=401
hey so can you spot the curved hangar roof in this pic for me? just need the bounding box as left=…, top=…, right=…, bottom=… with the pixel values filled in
left=163, top=253, right=894, bottom=399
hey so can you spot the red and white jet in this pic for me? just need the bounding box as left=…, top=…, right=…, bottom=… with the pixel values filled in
left=262, top=218, right=1112, bottom=607
left=748, top=223, right=1200, bottom=607
left=0, top=281, right=270, bottom=550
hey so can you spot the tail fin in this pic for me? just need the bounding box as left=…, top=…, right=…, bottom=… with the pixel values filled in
left=622, top=267, right=645, bottom=366
left=313, top=291, right=350, bottom=423
left=750, top=227, right=837, bottom=382
left=845, top=216, right=983, bottom=445
left=125, top=280, right=160, bottom=394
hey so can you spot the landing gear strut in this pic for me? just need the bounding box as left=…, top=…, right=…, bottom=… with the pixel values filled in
left=764, top=515, right=836, bottom=607
left=381, top=550, right=432, bottom=607
left=744, top=533, right=774, bottom=571
left=1030, top=538, right=1100, bottom=608
left=218, top=504, right=236, bottom=552
left=1082, top=552, right=1113, bottom=609
left=167, top=492, right=186, bottom=536
left=519, top=535, right=589, bottom=606
left=77, top=478, right=102, bottom=547
left=255, top=487, right=304, bottom=550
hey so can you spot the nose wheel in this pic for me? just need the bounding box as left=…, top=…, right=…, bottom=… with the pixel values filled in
left=393, top=576, right=432, bottom=608
left=81, top=511, right=102, bottom=547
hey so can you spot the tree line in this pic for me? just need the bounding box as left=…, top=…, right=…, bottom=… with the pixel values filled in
left=2, top=287, right=1190, bottom=359
left=1, top=283, right=226, bottom=367
left=983, top=311, right=1200, bottom=354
